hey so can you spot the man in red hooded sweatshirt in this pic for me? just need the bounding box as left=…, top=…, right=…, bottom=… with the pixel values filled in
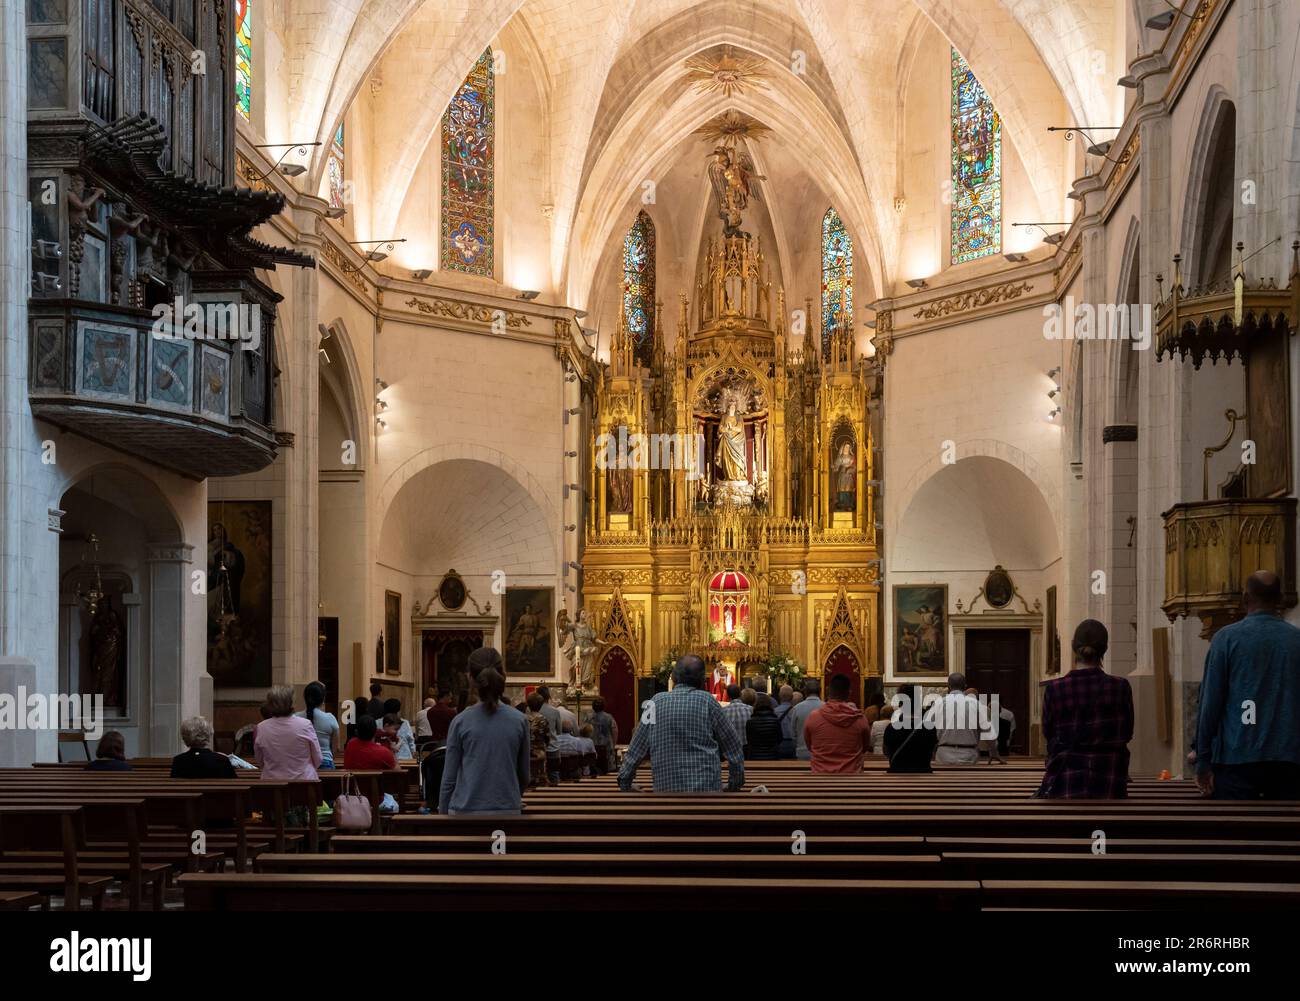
left=804, top=673, right=870, bottom=773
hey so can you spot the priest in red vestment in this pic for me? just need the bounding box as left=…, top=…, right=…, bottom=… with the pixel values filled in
left=711, top=665, right=734, bottom=701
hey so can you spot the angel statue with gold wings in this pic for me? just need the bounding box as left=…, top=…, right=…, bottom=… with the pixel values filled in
left=707, top=146, right=765, bottom=237
left=556, top=608, right=604, bottom=691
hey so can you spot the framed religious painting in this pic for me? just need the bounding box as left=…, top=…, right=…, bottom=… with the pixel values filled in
left=893, top=584, right=947, bottom=676
left=384, top=591, right=401, bottom=675
left=503, top=586, right=554, bottom=677
left=207, top=500, right=273, bottom=687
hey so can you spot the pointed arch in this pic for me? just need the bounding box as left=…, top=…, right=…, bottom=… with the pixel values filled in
left=622, top=210, right=656, bottom=366
left=821, top=207, right=853, bottom=359
left=1180, top=87, right=1237, bottom=289
left=441, top=48, right=495, bottom=278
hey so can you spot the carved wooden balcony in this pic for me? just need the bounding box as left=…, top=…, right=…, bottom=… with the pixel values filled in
left=1162, top=498, right=1297, bottom=638
left=1154, top=242, right=1299, bottom=368
left=29, top=285, right=280, bottom=479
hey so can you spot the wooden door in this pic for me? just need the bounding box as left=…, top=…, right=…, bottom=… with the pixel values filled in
left=963, top=629, right=1030, bottom=754
left=598, top=646, right=637, bottom=742
left=822, top=645, right=862, bottom=706
left=317, top=618, right=339, bottom=714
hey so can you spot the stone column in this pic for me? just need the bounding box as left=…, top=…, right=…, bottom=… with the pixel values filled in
left=1133, top=53, right=1177, bottom=775
left=145, top=543, right=194, bottom=754
left=281, top=212, right=322, bottom=686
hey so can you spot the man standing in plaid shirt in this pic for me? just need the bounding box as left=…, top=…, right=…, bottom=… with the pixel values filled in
left=618, top=655, right=745, bottom=793
left=1037, top=619, right=1133, bottom=798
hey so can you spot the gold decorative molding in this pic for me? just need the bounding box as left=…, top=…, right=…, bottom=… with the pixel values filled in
left=319, top=239, right=371, bottom=295
left=912, top=281, right=1033, bottom=320
left=403, top=295, right=533, bottom=329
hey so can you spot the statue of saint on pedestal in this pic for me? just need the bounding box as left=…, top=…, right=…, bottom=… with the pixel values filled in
left=558, top=609, right=603, bottom=691
left=716, top=402, right=748, bottom=483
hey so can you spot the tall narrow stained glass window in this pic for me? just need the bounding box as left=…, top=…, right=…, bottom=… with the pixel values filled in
left=950, top=48, right=1001, bottom=264
left=234, top=0, right=251, bottom=121
left=821, top=207, right=852, bottom=358
left=441, top=49, right=494, bottom=277
left=622, top=210, right=656, bottom=366
left=327, top=122, right=345, bottom=210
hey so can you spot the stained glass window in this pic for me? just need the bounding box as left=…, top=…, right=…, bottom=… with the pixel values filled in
left=441, top=49, right=494, bottom=277
left=622, top=210, right=656, bottom=366
left=821, top=207, right=852, bottom=358
left=234, top=0, right=251, bottom=121
left=950, top=48, right=1001, bottom=264
left=327, top=122, right=345, bottom=210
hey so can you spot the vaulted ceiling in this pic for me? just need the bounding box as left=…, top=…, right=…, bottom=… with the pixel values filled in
left=272, top=0, right=1134, bottom=302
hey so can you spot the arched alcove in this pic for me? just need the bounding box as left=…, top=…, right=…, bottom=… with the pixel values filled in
left=57, top=466, right=186, bottom=757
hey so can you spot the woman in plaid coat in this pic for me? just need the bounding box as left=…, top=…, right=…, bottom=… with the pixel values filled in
left=1038, top=620, right=1134, bottom=798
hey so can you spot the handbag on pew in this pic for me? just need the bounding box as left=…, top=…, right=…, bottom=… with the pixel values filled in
left=334, top=775, right=373, bottom=831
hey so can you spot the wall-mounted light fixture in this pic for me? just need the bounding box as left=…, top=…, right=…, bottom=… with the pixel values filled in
left=249, top=142, right=322, bottom=181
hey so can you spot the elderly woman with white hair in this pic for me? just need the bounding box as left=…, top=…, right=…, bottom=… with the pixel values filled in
left=171, top=716, right=236, bottom=779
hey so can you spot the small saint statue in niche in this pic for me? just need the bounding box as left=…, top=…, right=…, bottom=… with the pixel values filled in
left=89, top=597, right=125, bottom=709
left=608, top=463, right=633, bottom=514
left=833, top=441, right=856, bottom=512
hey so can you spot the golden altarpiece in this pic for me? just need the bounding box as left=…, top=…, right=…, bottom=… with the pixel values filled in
left=580, top=231, right=882, bottom=731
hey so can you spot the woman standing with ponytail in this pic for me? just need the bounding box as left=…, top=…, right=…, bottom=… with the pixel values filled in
left=437, top=656, right=530, bottom=815
left=302, top=681, right=340, bottom=769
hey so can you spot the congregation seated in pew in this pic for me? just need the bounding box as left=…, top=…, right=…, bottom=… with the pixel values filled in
left=255, top=686, right=322, bottom=782
left=171, top=717, right=237, bottom=779
left=344, top=716, right=399, bottom=771
left=87, top=731, right=131, bottom=772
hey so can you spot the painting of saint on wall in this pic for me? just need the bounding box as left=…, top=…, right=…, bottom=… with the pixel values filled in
left=503, top=587, right=554, bottom=677
left=384, top=591, right=401, bottom=675
left=894, top=584, right=947, bottom=675
left=207, top=501, right=272, bottom=687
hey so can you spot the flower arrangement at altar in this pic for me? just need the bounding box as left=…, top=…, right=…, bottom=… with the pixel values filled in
left=764, top=650, right=804, bottom=686
left=653, top=648, right=682, bottom=688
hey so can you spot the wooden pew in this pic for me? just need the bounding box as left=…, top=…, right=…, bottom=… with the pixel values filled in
left=0, top=807, right=111, bottom=910
left=180, top=872, right=981, bottom=911
left=979, top=879, right=1300, bottom=911
left=254, top=851, right=943, bottom=879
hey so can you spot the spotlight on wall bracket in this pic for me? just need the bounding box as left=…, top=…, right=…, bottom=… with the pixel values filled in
left=565, top=524, right=577, bottom=532
left=517, top=290, right=541, bottom=301
left=1047, top=407, right=1061, bottom=420
left=411, top=269, right=433, bottom=280
left=347, top=239, right=405, bottom=267
left=325, top=205, right=347, bottom=220
left=1117, top=74, right=1140, bottom=89
left=904, top=278, right=929, bottom=290
left=1043, top=232, right=1066, bottom=246
left=1146, top=10, right=1176, bottom=30
left=376, top=379, right=388, bottom=390
left=562, top=406, right=581, bottom=425
left=1003, top=252, right=1028, bottom=263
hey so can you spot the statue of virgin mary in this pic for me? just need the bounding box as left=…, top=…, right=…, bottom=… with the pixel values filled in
left=716, top=402, right=748, bottom=482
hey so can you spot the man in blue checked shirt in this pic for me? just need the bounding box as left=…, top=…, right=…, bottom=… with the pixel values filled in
left=618, top=654, right=745, bottom=793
